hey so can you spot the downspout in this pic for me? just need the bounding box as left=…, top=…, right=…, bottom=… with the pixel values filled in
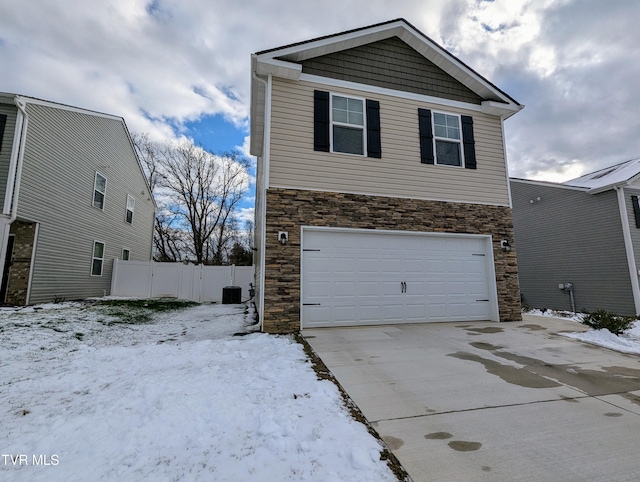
left=252, top=71, right=271, bottom=332
left=0, top=96, right=29, bottom=293
left=8, top=96, right=28, bottom=222
left=615, top=186, right=640, bottom=314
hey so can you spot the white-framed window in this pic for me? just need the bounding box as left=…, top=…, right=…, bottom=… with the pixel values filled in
left=331, top=94, right=366, bottom=155
left=93, top=172, right=107, bottom=209
left=433, top=112, right=463, bottom=167
left=125, top=195, right=135, bottom=224
left=91, top=241, right=105, bottom=276
left=121, top=248, right=130, bottom=261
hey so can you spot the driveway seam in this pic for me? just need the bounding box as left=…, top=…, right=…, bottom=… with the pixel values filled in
left=371, top=390, right=640, bottom=424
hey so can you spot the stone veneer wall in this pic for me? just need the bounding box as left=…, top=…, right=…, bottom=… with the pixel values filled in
left=263, top=188, right=522, bottom=333
left=6, top=220, right=36, bottom=305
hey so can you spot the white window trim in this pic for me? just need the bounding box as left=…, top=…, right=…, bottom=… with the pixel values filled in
left=121, top=248, right=130, bottom=261
left=93, top=172, right=107, bottom=210
left=432, top=111, right=465, bottom=168
left=330, top=93, right=367, bottom=156
left=125, top=195, right=135, bottom=224
left=91, top=240, right=105, bottom=276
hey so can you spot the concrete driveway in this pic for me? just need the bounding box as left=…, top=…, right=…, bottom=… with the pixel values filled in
left=303, top=315, right=640, bottom=481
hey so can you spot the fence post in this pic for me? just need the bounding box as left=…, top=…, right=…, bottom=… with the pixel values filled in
left=110, top=258, right=119, bottom=296
left=148, top=261, right=154, bottom=298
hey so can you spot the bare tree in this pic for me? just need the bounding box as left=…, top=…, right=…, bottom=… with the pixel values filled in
left=132, top=133, right=187, bottom=261
left=153, top=212, right=187, bottom=262
left=131, top=132, right=162, bottom=193
left=132, top=133, right=251, bottom=265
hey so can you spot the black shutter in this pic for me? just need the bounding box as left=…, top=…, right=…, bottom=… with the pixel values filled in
left=632, top=196, right=640, bottom=228
left=313, top=90, right=330, bottom=152
left=418, top=108, right=434, bottom=164
left=461, top=115, right=476, bottom=170
left=366, top=99, right=381, bottom=159
left=0, top=114, right=6, bottom=153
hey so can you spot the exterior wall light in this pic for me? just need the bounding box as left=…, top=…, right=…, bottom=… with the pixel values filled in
left=278, top=231, right=288, bottom=245
left=500, top=239, right=511, bottom=252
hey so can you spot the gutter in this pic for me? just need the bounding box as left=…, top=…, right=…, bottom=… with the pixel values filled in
left=615, top=186, right=640, bottom=314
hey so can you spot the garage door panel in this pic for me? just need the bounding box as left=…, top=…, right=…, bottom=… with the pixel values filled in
left=467, top=281, right=489, bottom=297
left=332, top=306, right=358, bottom=323
left=427, top=281, right=447, bottom=295
left=358, top=281, right=381, bottom=295
left=306, top=281, right=332, bottom=298
left=383, top=304, right=405, bottom=321
left=302, top=229, right=497, bottom=328
left=447, top=281, right=469, bottom=296
left=427, top=304, right=449, bottom=320
left=360, top=305, right=384, bottom=322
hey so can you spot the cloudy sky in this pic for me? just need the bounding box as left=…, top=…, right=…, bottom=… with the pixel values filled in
left=2, top=0, right=639, bottom=198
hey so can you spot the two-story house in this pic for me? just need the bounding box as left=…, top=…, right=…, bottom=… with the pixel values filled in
left=250, top=19, right=524, bottom=333
left=0, top=94, right=155, bottom=305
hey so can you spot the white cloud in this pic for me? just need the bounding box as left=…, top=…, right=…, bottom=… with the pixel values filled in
left=2, top=0, right=640, bottom=184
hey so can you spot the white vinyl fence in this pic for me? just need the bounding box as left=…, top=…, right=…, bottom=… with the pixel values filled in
left=110, top=260, right=255, bottom=303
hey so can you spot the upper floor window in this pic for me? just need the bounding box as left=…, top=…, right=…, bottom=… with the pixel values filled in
left=93, top=172, right=107, bottom=209
left=91, top=241, right=105, bottom=276
left=332, top=95, right=365, bottom=155
left=433, top=113, right=462, bottom=167
left=314, top=90, right=381, bottom=158
left=632, top=196, right=640, bottom=228
left=418, top=108, right=476, bottom=170
left=125, top=195, right=135, bottom=224
left=0, top=114, right=7, bottom=154
left=122, top=248, right=130, bottom=261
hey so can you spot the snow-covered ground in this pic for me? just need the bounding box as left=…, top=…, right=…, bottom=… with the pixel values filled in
left=527, top=308, right=640, bottom=355
left=0, top=300, right=397, bottom=481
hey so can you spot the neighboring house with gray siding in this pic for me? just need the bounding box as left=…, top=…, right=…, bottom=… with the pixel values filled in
left=250, top=19, right=524, bottom=333
left=511, top=158, right=640, bottom=315
left=0, top=94, right=155, bottom=305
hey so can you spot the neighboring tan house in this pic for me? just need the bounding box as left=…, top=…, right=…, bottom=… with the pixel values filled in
left=511, top=158, right=640, bottom=316
left=0, top=94, right=155, bottom=305
left=250, top=19, right=524, bottom=333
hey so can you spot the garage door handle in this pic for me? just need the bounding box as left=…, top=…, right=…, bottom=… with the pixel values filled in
left=401, top=281, right=407, bottom=293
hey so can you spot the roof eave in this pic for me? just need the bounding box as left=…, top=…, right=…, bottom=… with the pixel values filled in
left=587, top=181, right=628, bottom=195
left=254, top=18, right=522, bottom=112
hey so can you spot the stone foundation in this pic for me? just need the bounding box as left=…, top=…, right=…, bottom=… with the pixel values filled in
left=263, top=188, right=521, bottom=333
left=5, top=221, right=36, bottom=305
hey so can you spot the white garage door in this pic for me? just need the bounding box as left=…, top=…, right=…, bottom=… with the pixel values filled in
left=301, top=228, right=498, bottom=328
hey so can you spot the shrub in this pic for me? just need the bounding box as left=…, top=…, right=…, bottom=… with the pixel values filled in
left=580, top=310, right=637, bottom=335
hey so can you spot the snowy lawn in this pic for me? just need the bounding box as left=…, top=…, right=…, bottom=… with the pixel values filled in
left=0, top=300, right=397, bottom=481
left=527, top=308, right=640, bottom=355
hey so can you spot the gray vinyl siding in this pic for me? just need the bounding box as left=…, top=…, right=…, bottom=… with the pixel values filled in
left=511, top=180, right=635, bottom=315
left=297, top=37, right=483, bottom=105
left=269, top=77, right=510, bottom=206
left=623, top=186, right=640, bottom=285
left=17, top=102, right=154, bottom=303
left=0, top=104, right=18, bottom=212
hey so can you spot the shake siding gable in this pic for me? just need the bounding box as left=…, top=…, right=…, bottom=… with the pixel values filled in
left=269, top=77, right=509, bottom=206
left=0, top=104, right=18, bottom=211
left=17, top=103, right=154, bottom=303
left=299, top=37, right=484, bottom=105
